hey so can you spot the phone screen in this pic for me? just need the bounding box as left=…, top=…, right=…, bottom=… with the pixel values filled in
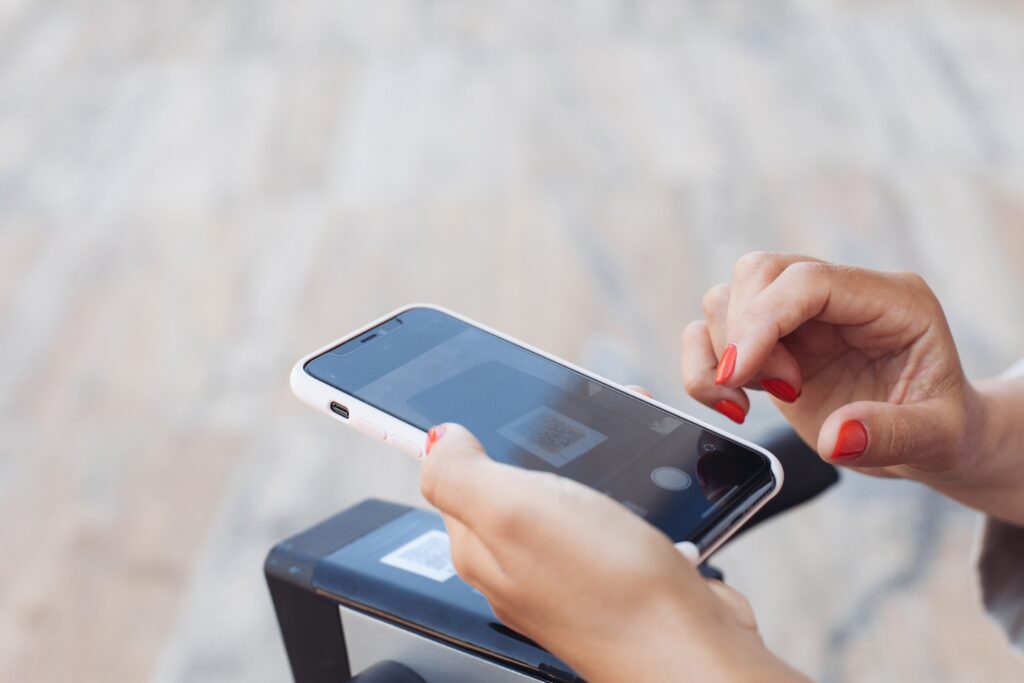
left=305, top=307, right=774, bottom=543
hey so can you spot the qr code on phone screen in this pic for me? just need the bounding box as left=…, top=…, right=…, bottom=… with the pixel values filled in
left=380, top=530, right=456, bottom=582
left=498, top=405, right=607, bottom=467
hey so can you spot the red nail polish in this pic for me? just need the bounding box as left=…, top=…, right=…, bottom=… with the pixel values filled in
left=760, top=378, right=800, bottom=403
left=831, top=421, right=867, bottom=461
left=425, top=425, right=446, bottom=455
left=715, top=344, right=737, bottom=385
left=713, top=399, right=746, bottom=424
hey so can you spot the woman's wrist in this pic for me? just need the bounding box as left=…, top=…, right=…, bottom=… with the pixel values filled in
left=937, top=377, right=1024, bottom=525
left=975, top=377, right=1024, bottom=523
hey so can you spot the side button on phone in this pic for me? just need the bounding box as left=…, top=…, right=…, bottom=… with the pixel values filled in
left=387, top=435, right=423, bottom=459
left=351, top=418, right=387, bottom=441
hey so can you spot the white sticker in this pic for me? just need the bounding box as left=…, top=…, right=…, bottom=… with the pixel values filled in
left=380, top=530, right=456, bottom=582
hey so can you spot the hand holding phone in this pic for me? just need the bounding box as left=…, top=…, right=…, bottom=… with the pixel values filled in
left=418, top=423, right=808, bottom=683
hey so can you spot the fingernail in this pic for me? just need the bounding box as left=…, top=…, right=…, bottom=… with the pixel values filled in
left=831, top=420, right=867, bottom=461
left=715, top=344, right=737, bottom=385
left=713, top=399, right=746, bottom=424
left=425, top=425, right=447, bottom=455
left=760, top=378, right=800, bottom=403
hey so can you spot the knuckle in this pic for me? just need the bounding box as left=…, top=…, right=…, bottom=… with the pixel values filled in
left=682, top=372, right=705, bottom=397
left=491, top=604, right=511, bottom=623
left=681, top=320, right=708, bottom=350
left=450, top=549, right=477, bottom=585
left=701, top=283, right=730, bottom=317
left=895, top=271, right=940, bottom=309
left=733, top=250, right=779, bottom=278
left=882, top=428, right=902, bottom=464
left=783, top=259, right=826, bottom=284
left=780, top=261, right=836, bottom=297
left=895, top=270, right=929, bottom=291
left=682, top=319, right=707, bottom=340
left=883, top=412, right=914, bottom=463
left=491, top=604, right=521, bottom=630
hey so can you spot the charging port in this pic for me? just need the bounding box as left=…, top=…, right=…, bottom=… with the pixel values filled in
left=329, top=402, right=349, bottom=419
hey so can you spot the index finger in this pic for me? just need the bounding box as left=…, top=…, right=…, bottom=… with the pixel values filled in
left=718, top=262, right=913, bottom=388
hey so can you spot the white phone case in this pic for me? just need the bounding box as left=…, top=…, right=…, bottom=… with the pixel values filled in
left=290, top=303, right=784, bottom=561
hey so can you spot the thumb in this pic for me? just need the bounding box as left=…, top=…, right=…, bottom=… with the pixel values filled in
left=420, top=423, right=497, bottom=518
left=816, top=398, right=958, bottom=469
left=424, top=422, right=487, bottom=460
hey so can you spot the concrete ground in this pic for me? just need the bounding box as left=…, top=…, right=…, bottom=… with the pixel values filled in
left=2, top=1, right=1024, bottom=681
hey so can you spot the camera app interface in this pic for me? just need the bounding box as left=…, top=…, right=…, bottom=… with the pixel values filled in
left=304, top=308, right=772, bottom=542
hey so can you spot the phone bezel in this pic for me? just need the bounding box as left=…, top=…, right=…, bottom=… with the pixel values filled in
left=290, top=303, right=784, bottom=561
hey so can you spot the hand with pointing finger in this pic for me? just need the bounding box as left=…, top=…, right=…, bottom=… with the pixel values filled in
left=684, top=252, right=1024, bottom=526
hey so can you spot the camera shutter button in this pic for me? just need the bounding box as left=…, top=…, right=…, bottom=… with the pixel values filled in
left=651, top=466, right=692, bottom=491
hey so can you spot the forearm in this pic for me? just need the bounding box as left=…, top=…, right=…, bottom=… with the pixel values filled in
left=936, top=377, right=1024, bottom=526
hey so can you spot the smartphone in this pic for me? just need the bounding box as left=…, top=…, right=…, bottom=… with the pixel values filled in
left=291, top=304, right=783, bottom=559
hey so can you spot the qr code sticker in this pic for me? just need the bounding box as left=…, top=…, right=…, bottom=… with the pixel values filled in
left=498, top=405, right=607, bottom=467
left=380, top=530, right=456, bottom=582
